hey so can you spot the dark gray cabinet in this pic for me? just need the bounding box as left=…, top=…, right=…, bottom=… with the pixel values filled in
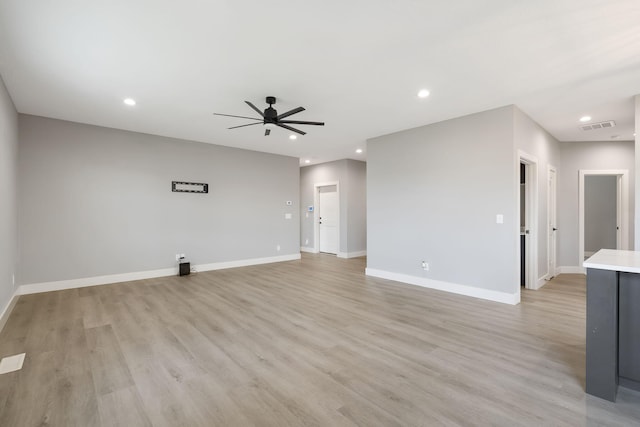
left=586, top=268, right=640, bottom=401
left=619, top=272, right=640, bottom=389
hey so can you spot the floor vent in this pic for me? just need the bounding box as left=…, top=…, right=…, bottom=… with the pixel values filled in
left=580, top=120, right=616, bottom=131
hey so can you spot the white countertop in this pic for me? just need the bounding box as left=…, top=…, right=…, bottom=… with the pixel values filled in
left=583, top=249, right=640, bottom=274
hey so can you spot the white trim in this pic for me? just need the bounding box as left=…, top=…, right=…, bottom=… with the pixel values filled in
left=337, top=250, right=367, bottom=259
left=300, top=246, right=317, bottom=253
left=314, top=181, right=340, bottom=255
left=536, top=276, right=548, bottom=290
left=0, top=290, right=20, bottom=333
left=365, top=268, right=519, bottom=305
left=196, top=254, right=301, bottom=272
left=557, top=266, right=586, bottom=275
left=18, top=254, right=301, bottom=296
left=18, top=267, right=176, bottom=295
left=578, top=170, right=629, bottom=266
left=518, top=151, right=539, bottom=292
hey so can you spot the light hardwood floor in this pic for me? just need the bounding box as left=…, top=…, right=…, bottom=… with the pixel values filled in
left=1, top=254, right=639, bottom=426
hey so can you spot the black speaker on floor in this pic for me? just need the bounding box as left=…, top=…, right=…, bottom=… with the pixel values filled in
left=179, top=262, right=190, bottom=276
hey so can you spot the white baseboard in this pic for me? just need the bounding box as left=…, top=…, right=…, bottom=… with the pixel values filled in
left=337, top=250, right=367, bottom=259
left=365, top=268, right=519, bottom=305
left=18, top=267, right=176, bottom=295
left=18, top=253, right=302, bottom=296
left=196, top=253, right=301, bottom=272
left=300, top=246, right=317, bottom=254
left=536, top=276, right=548, bottom=290
left=557, top=266, right=586, bottom=275
left=0, top=290, right=20, bottom=333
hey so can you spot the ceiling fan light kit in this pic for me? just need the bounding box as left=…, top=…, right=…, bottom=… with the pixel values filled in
left=214, top=96, right=324, bottom=136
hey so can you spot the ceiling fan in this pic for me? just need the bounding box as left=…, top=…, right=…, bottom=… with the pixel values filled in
left=214, top=96, right=324, bottom=136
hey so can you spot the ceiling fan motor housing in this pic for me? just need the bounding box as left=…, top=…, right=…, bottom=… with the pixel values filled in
left=264, top=96, right=278, bottom=122
left=264, top=107, right=277, bottom=122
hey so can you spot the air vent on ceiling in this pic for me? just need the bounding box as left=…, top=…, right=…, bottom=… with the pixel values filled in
left=580, top=120, right=616, bottom=131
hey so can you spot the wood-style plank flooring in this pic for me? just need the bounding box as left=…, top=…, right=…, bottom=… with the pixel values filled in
left=1, top=253, right=640, bottom=426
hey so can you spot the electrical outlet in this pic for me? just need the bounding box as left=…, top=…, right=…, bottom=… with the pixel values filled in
left=421, top=261, right=429, bottom=271
left=305, top=239, right=309, bottom=245
left=276, top=245, right=281, bottom=251
left=176, top=254, right=181, bottom=261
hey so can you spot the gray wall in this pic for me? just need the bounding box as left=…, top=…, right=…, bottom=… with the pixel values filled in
left=18, top=115, right=300, bottom=284
left=0, top=76, right=18, bottom=312
left=300, top=159, right=366, bottom=255
left=513, top=107, right=561, bottom=280
left=558, top=140, right=635, bottom=267
left=346, top=160, right=367, bottom=254
left=367, top=106, right=517, bottom=294
left=585, top=175, right=617, bottom=253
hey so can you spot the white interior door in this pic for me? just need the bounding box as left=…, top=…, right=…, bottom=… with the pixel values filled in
left=617, top=175, right=623, bottom=248
left=319, top=188, right=339, bottom=254
left=548, top=167, right=557, bottom=278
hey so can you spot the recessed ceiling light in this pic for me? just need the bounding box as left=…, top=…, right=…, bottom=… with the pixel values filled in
left=356, top=148, right=363, bottom=154
left=579, top=116, right=591, bottom=122
left=289, top=135, right=297, bottom=140
left=304, top=159, right=311, bottom=164
left=123, top=98, right=136, bottom=106
left=417, top=89, right=430, bottom=98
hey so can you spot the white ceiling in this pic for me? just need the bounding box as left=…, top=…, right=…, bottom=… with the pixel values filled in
left=1, top=1, right=639, bottom=165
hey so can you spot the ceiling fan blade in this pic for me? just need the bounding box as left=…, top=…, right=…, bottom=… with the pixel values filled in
left=279, top=120, right=325, bottom=126
left=265, top=129, right=271, bottom=136
left=228, top=122, right=262, bottom=130
left=214, top=113, right=262, bottom=121
left=245, top=101, right=265, bottom=117
left=277, top=107, right=305, bottom=120
left=276, top=123, right=306, bottom=135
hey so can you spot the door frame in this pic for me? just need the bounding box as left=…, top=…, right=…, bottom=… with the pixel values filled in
left=547, top=165, right=557, bottom=279
left=518, top=151, right=539, bottom=291
left=579, top=169, right=629, bottom=266
left=314, top=181, right=340, bottom=254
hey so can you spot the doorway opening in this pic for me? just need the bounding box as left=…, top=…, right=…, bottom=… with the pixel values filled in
left=314, top=182, right=340, bottom=255
left=579, top=170, right=629, bottom=265
left=518, top=152, right=538, bottom=290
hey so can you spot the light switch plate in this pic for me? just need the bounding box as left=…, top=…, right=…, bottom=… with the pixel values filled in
left=285, top=213, right=292, bottom=219
left=496, top=214, right=504, bottom=224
